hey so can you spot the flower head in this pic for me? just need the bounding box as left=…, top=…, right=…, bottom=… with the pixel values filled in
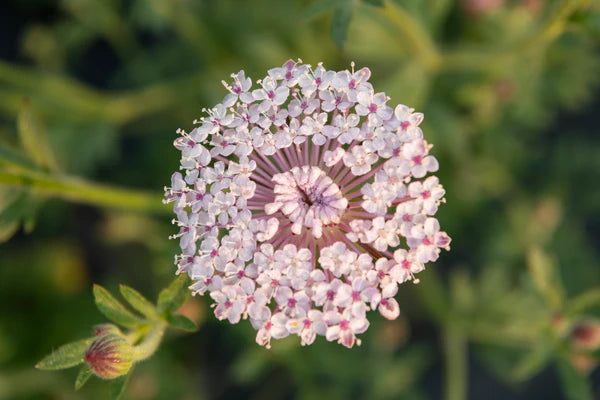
left=164, top=60, right=451, bottom=348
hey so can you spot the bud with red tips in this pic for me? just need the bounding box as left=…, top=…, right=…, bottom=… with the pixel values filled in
left=84, top=333, right=134, bottom=379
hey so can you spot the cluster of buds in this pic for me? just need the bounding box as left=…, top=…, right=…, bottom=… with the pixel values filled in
left=164, top=60, right=451, bottom=348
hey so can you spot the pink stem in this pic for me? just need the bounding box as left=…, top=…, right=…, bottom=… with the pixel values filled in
left=273, top=150, right=291, bottom=171
left=310, top=139, right=319, bottom=166
left=342, top=164, right=384, bottom=194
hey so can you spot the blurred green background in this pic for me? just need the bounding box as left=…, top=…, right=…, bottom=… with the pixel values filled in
left=1, top=0, right=600, bottom=399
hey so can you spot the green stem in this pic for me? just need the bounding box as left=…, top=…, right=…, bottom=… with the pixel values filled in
left=132, top=321, right=167, bottom=361
left=0, top=60, right=201, bottom=125
left=0, top=168, right=169, bottom=215
left=444, top=323, right=468, bottom=400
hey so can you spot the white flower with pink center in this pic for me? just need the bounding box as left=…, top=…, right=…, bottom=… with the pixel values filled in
left=164, top=60, right=451, bottom=348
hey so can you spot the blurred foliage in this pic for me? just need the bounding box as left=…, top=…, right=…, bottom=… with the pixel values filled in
left=0, top=0, right=599, bottom=399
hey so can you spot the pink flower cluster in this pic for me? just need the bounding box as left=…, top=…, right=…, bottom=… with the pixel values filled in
left=164, top=60, right=451, bottom=348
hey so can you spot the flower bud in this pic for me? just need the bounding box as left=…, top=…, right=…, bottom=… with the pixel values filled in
left=84, top=333, right=134, bottom=379
left=570, top=320, right=600, bottom=350
left=91, top=323, right=122, bottom=337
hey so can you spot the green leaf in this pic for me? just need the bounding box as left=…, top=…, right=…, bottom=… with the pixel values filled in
left=0, top=187, right=45, bottom=243
left=93, top=284, right=145, bottom=328
left=556, top=358, right=594, bottom=400
left=362, top=0, right=384, bottom=6
left=36, top=338, right=91, bottom=370
left=109, top=371, right=132, bottom=400
left=75, top=367, right=93, bottom=390
left=17, top=101, right=58, bottom=171
left=331, top=0, right=353, bottom=48
left=527, top=247, right=565, bottom=310
left=119, top=284, right=157, bottom=319
left=166, top=313, right=198, bottom=332
left=157, top=275, right=189, bottom=314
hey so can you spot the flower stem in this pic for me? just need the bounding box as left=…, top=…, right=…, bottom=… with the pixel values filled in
left=0, top=167, right=169, bottom=215
left=132, top=321, right=167, bottom=361
left=443, top=323, right=468, bottom=400
left=0, top=59, right=200, bottom=125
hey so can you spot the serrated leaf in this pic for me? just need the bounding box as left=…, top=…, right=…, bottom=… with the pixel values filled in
left=157, top=275, right=189, bottom=314
left=362, top=0, right=384, bottom=6
left=75, top=367, right=93, bottom=390
left=166, top=313, right=198, bottom=332
left=109, top=371, right=132, bottom=400
left=331, top=0, right=353, bottom=48
left=36, top=338, right=91, bottom=370
left=556, top=358, right=594, bottom=400
left=93, top=284, right=145, bottom=328
left=17, top=101, right=58, bottom=171
left=119, top=285, right=157, bottom=319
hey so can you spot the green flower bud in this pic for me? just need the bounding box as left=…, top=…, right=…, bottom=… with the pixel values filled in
left=84, top=334, right=134, bottom=379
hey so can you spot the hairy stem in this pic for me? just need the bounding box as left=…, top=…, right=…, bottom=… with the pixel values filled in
left=132, top=321, right=167, bottom=361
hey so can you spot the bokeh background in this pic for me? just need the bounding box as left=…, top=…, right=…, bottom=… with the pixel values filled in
left=1, top=0, right=600, bottom=399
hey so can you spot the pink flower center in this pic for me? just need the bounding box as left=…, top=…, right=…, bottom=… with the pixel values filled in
left=422, top=191, right=431, bottom=199
left=340, top=320, right=350, bottom=330
left=352, top=291, right=361, bottom=302
left=401, top=260, right=411, bottom=269
left=348, top=79, right=357, bottom=89
left=266, top=166, right=347, bottom=239
left=210, top=249, right=219, bottom=258
left=303, top=319, right=312, bottom=329
left=326, top=289, right=335, bottom=301
left=288, top=298, right=297, bottom=308
left=369, top=104, right=378, bottom=113
left=400, top=121, right=411, bottom=130
left=412, top=155, right=423, bottom=165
